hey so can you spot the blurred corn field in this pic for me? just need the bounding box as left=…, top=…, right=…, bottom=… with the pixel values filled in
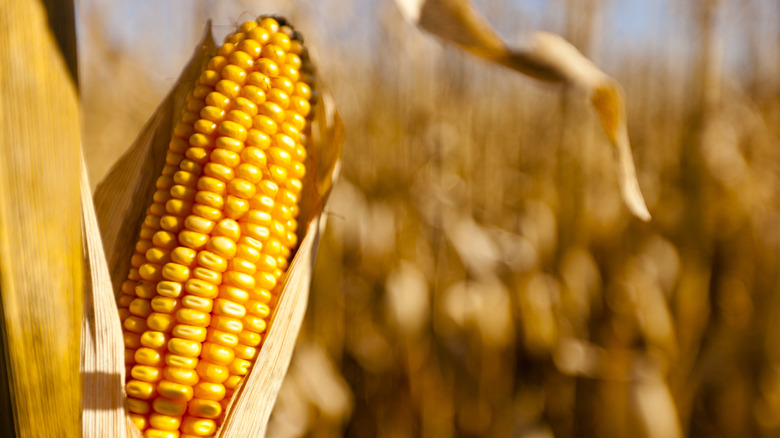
left=78, top=0, right=780, bottom=436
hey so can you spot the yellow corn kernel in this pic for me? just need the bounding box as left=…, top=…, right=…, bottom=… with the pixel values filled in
left=157, top=380, right=194, bottom=402
left=144, top=429, right=180, bottom=438
left=131, top=253, right=146, bottom=268
left=187, top=399, right=222, bottom=419
left=140, top=331, right=169, bottom=349
left=162, top=263, right=190, bottom=282
left=234, top=345, right=258, bottom=361
left=132, top=365, right=163, bottom=383
left=181, top=416, right=217, bottom=436
left=206, top=328, right=239, bottom=348
left=194, top=191, right=224, bottom=210
left=182, top=295, right=214, bottom=313
left=239, top=222, right=270, bottom=242
left=229, top=50, right=254, bottom=70
left=252, top=114, right=277, bottom=135
left=183, top=278, right=218, bottom=299
left=156, top=281, right=183, bottom=298
left=192, top=267, right=221, bottom=284
left=184, top=215, right=215, bottom=235
left=168, top=338, right=202, bottom=358
left=124, top=316, right=148, bottom=334
left=268, top=165, right=288, bottom=183
left=127, top=380, right=157, bottom=400
left=172, top=324, right=207, bottom=343
left=179, top=230, right=209, bottom=250
left=228, top=178, right=256, bottom=199
left=191, top=204, right=223, bottom=222
left=176, top=308, right=212, bottom=328
left=256, top=271, right=277, bottom=290
left=139, top=263, right=163, bottom=282
left=195, top=360, right=229, bottom=384
left=223, top=271, right=255, bottom=290
left=193, top=382, right=226, bottom=401
left=201, top=342, right=235, bottom=366
left=151, top=296, right=179, bottom=314
left=215, top=79, right=240, bottom=99
left=159, top=216, right=184, bottom=233
left=218, top=285, right=250, bottom=304
left=136, top=348, right=164, bottom=367
left=206, top=236, right=237, bottom=259
left=197, top=175, right=227, bottom=195
left=237, top=38, right=262, bottom=58
left=147, top=312, right=176, bottom=333
left=243, top=315, right=267, bottom=333
left=186, top=148, right=210, bottom=164
left=213, top=298, right=247, bottom=319
left=255, top=254, right=277, bottom=273
left=248, top=26, right=271, bottom=44
left=124, top=331, right=142, bottom=349
left=203, top=162, right=235, bottom=182
left=211, top=315, right=243, bottom=334
left=224, top=196, right=250, bottom=219
left=118, top=294, right=135, bottom=308
left=235, top=163, right=262, bottom=184
left=226, top=110, right=252, bottom=129
left=246, top=300, right=271, bottom=318
left=149, top=413, right=182, bottom=431
left=250, top=287, right=273, bottom=305
left=221, top=64, right=246, bottom=85
left=205, top=91, right=230, bottom=110
left=238, top=330, right=262, bottom=347
left=214, top=136, right=245, bottom=153
left=272, top=76, right=295, bottom=95
left=129, top=413, right=149, bottom=431
left=128, top=398, right=151, bottom=415
left=196, top=251, right=226, bottom=273
left=173, top=170, right=198, bottom=187
left=210, top=148, right=240, bottom=168
left=163, top=367, right=200, bottom=387
left=225, top=376, right=243, bottom=393
left=246, top=129, right=271, bottom=149
left=165, top=354, right=199, bottom=370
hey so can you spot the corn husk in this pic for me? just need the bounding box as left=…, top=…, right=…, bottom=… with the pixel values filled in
left=81, top=22, right=343, bottom=438
left=0, top=0, right=82, bottom=436
left=395, top=0, right=650, bottom=221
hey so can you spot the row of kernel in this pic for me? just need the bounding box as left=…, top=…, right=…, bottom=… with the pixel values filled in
left=121, top=91, right=205, bottom=408
left=167, top=17, right=288, bottom=436
left=124, top=79, right=224, bottom=435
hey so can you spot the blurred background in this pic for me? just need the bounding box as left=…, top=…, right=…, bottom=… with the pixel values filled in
left=77, top=0, right=780, bottom=436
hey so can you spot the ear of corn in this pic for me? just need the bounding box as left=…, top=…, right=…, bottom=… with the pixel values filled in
left=117, top=16, right=315, bottom=437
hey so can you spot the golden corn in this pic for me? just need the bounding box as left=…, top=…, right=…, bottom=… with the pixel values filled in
left=118, top=15, right=315, bottom=437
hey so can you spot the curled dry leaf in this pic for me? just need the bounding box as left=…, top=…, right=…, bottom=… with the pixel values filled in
left=83, top=21, right=343, bottom=438
left=395, top=0, right=650, bottom=220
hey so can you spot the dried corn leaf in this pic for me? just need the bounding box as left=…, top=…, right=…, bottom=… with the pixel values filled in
left=80, top=157, right=127, bottom=438
left=395, top=0, right=650, bottom=220
left=84, top=20, right=343, bottom=438
left=0, top=0, right=82, bottom=435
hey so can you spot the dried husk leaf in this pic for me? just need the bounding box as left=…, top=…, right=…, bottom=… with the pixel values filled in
left=0, top=0, right=82, bottom=435
left=395, top=0, right=650, bottom=220
left=80, top=157, right=127, bottom=438
left=84, top=20, right=343, bottom=438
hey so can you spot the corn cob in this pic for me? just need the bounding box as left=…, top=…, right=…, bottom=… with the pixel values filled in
left=117, top=16, right=315, bottom=437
